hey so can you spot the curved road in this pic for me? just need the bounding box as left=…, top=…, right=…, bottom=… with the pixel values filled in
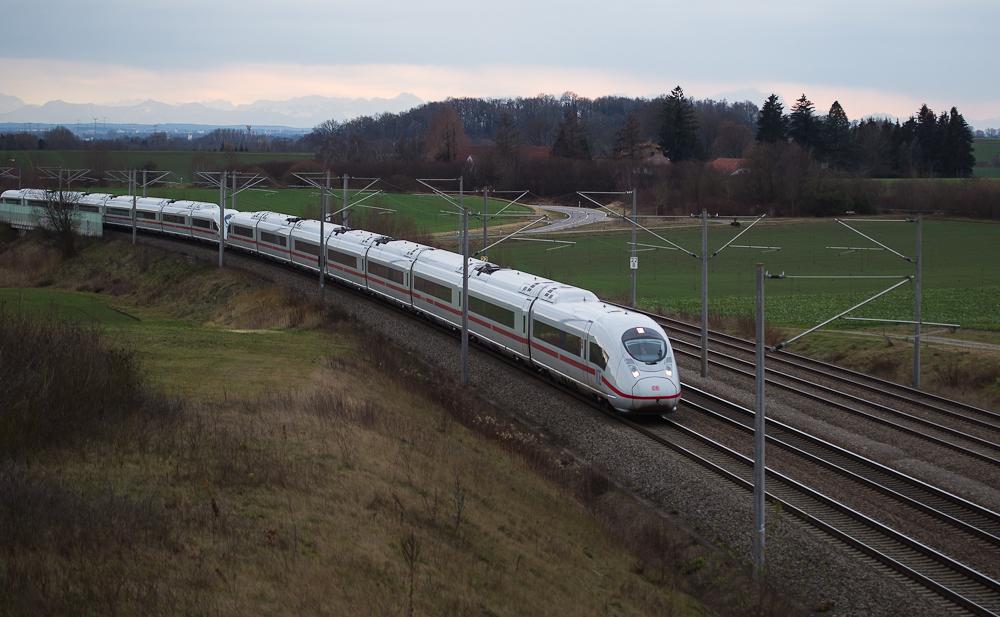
left=535, top=205, right=608, bottom=232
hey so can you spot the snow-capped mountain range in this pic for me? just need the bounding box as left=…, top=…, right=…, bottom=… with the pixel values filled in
left=0, top=93, right=424, bottom=129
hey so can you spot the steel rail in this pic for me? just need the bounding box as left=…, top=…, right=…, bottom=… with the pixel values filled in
left=681, top=385, right=1000, bottom=547
left=622, top=413, right=1000, bottom=616
left=112, top=228, right=1000, bottom=615
left=669, top=339, right=1000, bottom=466
left=650, top=311, right=1000, bottom=426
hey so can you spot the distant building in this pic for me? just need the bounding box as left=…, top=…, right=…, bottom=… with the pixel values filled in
left=459, top=145, right=552, bottom=164
left=707, top=158, right=748, bottom=175
left=642, top=152, right=671, bottom=166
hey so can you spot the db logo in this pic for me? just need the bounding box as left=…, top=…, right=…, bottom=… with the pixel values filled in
left=652, top=385, right=660, bottom=392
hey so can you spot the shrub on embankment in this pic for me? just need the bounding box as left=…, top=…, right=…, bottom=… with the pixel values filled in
left=0, top=304, right=177, bottom=456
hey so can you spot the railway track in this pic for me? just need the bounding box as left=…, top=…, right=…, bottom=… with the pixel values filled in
left=654, top=312, right=1000, bottom=431
left=121, top=230, right=1000, bottom=614
left=630, top=310, right=1000, bottom=469
left=678, top=384, right=1000, bottom=549
left=627, top=404, right=1000, bottom=616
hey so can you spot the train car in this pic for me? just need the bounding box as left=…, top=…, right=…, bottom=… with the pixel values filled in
left=252, top=212, right=294, bottom=262
left=133, top=197, right=171, bottom=232
left=325, top=229, right=380, bottom=290
left=543, top=302, right=679, bottom=414
left=159, top=200, right=196, bottom=239
left=227, top=211, right=293, bottom=260
left=77, top=193, right=116, bottom=214
left=103, top=195, right=137, bottom=227
left=463, top=265, right=538, bottom=358
left=289, top=219, right=344, bottom=273
left=365, top=238, right=432, bottom=306
left=0, top=189, right=22, bottom=205
left=190, top=204, right=235, bottom=243
left=409, top=248, right=468, bottom=329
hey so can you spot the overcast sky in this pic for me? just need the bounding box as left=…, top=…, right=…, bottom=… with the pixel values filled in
left=2, top=0, right=997, bottom=123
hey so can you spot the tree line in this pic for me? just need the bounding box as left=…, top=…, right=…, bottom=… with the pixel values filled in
left=753, top=94, right=977, bottom=177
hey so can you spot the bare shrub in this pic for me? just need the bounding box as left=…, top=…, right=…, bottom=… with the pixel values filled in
left=868, top=354, right=902, bottom=380
left=0, top=303, right=179, bottom=456
left=0, top=462, right=178, bottom=615
left=735, top=315, right=787, bottom=347
left=347, top=206, right=435, bottom=246
left=933, top=355, right=1000, bottom=392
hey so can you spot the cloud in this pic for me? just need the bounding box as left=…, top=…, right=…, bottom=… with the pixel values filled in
left=1, top=57, right=995, bottom=124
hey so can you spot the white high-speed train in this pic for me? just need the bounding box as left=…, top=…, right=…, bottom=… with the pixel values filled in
left=1, top=188, right=681, bottom=414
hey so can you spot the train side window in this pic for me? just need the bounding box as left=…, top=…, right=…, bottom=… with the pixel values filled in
left=589, top=341, right=608, bottom=370
left=368, top=262, right=404, bottom=284
left=415, top=276, right=451, bottom=302
left=295, top=240, right=319, bottom=256
left=533, top=319, right=582, bottom=357
left=328, top=249, right=358, bottom=270
left=260, top=231, right=287, bottom=247
left=469, top=296, right=515, bottom=329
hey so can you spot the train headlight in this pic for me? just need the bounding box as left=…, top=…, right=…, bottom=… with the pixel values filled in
left=665, top=369, right=673, bottom=377
left=631, top=368, right=640, bottom=378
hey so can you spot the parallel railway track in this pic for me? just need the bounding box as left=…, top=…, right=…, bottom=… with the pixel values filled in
left=121, top=229, right=1000, bottom=615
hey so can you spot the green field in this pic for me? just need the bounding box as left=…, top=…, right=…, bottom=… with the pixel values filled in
left=973, top=139, right=1000, bottom=178
left=0, top=287, right=344, bottom=397
left=496, top=218, right=1000, bottom=328
left=0, top=288, right=140, bottom=326
left=3, top=150, right=313, bottom=183
left=89, top=187, right=534, bottom=233
left=974, top=138, right=1000, bottom=164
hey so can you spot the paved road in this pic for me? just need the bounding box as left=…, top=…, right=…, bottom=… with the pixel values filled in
left=535, top=205, right=608, bottom=232
left=443, top=205, right=607, bottom=240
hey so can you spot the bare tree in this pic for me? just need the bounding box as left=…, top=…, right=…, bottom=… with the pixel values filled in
left=424, top=106, right=468, bottom=162
left=35, top=189, right=82, bottom=258
left=613, top=113, right=644, bottom=160
left=712, top=121, right=755, bottom=158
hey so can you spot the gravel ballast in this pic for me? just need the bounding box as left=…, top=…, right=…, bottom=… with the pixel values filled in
left=129, top=233, right=958, bottom=616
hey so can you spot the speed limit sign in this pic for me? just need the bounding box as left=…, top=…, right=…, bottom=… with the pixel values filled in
left=629, top=256, right=638, bottom=270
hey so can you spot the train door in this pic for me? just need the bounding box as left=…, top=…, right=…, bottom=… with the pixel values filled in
left=586, top=324, right=611, bottom=394
left=583, top=321, right=602, bottom=392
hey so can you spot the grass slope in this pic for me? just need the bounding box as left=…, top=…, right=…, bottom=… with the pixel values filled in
left=1, top=233, right=784, bottom=616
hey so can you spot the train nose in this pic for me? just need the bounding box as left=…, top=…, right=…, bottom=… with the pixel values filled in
left=632, top=377, right=680, bottom=410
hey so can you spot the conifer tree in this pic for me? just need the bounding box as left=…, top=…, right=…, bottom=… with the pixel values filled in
left=659, top=86, right=702, bottom=162
left=824, top=101, right=853, bottom=168
left=756, top=94, right=787, bottom=144
left=915, top=104, right=940, bottom=173
left=788, top=94, right=820, bottom=150
left=940, top=107, right=976, bottom=177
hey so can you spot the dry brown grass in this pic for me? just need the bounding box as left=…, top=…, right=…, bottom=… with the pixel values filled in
left=0, top=230, right=799, bottom=616
left=0, top=311, right=801, bottom=615
left=348, top=207, right=437, bottom=247
left=210, top=286, right=326, bottom=330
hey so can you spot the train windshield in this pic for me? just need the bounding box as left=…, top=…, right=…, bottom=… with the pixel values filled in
left=621, top=327, right=667, bottom=364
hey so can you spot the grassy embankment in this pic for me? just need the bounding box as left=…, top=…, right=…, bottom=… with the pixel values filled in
left=0, top=233, right=799, bottom=616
